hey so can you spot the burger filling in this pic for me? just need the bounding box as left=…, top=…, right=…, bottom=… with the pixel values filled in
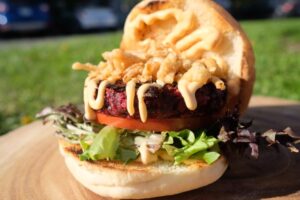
left=100, top=81, right=226, bottom=119
left=37, top=104, right=300, bottom=165
left=38, top=104, right=221, bottom=165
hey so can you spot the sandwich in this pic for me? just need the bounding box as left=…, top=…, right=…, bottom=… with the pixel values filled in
left=37, top=0, right=299, bottom=199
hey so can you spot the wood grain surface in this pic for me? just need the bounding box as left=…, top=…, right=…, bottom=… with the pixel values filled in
left=1, top=96, right=300, bottom=200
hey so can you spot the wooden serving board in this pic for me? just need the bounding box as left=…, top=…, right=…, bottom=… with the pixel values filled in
left=1, top=96, right=300, bottom=200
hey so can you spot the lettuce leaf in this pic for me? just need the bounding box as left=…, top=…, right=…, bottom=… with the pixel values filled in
left=37, top=105, right=220, bottom=164
left=191, top=151, right=220, bottom=165
left=79, top=126, right=139, bottom=163
left=163, top=130, right=220, bottom=164
left=116, top=133, right=139, bottom=163
left=116, top=148, right=139, bottom=163
left=39, top=104, right=300, bottom=165
left=80, top=126, right=120, bottom=161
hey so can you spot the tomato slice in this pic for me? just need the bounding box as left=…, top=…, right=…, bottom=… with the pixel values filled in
left=96, top=113, right=218, bottom=132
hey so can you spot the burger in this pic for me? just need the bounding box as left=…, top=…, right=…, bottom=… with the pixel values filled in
left=37, top=0, right=298, bottom=199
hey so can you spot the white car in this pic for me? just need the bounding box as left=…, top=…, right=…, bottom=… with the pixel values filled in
left=75, top=6, right=118, bottom=30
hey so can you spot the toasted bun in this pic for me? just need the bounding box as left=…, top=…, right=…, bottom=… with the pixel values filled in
left=121, top=0, right=255, bottom=114
left=59, top=140, right=228, bottom=199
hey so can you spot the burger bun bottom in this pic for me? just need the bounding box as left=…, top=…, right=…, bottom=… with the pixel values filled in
left=59, top=140, right=228, bottom=199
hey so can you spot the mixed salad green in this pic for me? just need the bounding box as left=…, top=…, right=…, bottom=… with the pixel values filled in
left=37, top=104, right=221, bottom=165
left=37, top=104, right=300, bottom=165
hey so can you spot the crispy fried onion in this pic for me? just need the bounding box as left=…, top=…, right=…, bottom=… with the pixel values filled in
left=73, top=48, right=228, bottom=90
left=73, top=9, right=228, bottom=89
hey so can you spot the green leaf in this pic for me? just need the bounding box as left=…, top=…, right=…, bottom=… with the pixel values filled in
left=80, top=126, right=120, bottom=161
left=119, top=133, right=136, bottom=149
left=168, top=129, right=196, bottom=145
left=191, top=151, right=220, bottom=165
left=116, top=148, right=139, bottom=163
left=175, top=132, right=219, bottom=164
left=163, top=130, right=220, bottom=165
left=162, top=144, right=178, bottom=156
left=203, top=151, right=220, bottom=165
left=164, top=135, right=174, bottom=145
left=174, top=139, right=208, bottom=164
left=79, top=151, right=90, bottom=161
left=80, top=140, right=90, bottom=151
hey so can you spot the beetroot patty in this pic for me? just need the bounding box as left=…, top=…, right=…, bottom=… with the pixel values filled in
left=97, top=82, right=227, bottom=119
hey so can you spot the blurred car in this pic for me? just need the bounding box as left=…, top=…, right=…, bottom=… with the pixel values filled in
left=273, top=0, right=300, bottom=17
left=214, top=0, right=232, bottom=11
left=48, top=1, right=80, bottom=34
left=75, top=6, right=118, bottom=31
left=48, top=0, right=119, bottom=34
left=230, top=0, right=277, bottom=19
left=0, top=0, right=49, bottom=33
left=69, top=0, right=118, bottom=31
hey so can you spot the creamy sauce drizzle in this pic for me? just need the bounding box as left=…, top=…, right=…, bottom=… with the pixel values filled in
left=89, top=80, right=109, bottom=110
left=178, top=80, right=202, bottom=110
left=126, top=80, right=136, bottom=116
left=137, top=83, right=162, bottom=122
left=84, top=77, right=96, bottom=120
left=84, top=78, right=109, bottom=120
left=84, top=78, right=165, bottom=122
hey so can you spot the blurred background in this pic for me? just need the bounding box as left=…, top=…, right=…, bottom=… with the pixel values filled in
left=0, top=0, right=300, bottom=134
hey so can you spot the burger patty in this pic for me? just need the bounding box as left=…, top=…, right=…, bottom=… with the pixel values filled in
left=98, top=82, right=227, bottom=119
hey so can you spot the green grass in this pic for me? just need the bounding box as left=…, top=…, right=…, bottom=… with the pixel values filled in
left=242, top=19, right=300, bottom=99
left=1, top=19, right=300, bottom=135
left=0, top=32, right=122, bottom=134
